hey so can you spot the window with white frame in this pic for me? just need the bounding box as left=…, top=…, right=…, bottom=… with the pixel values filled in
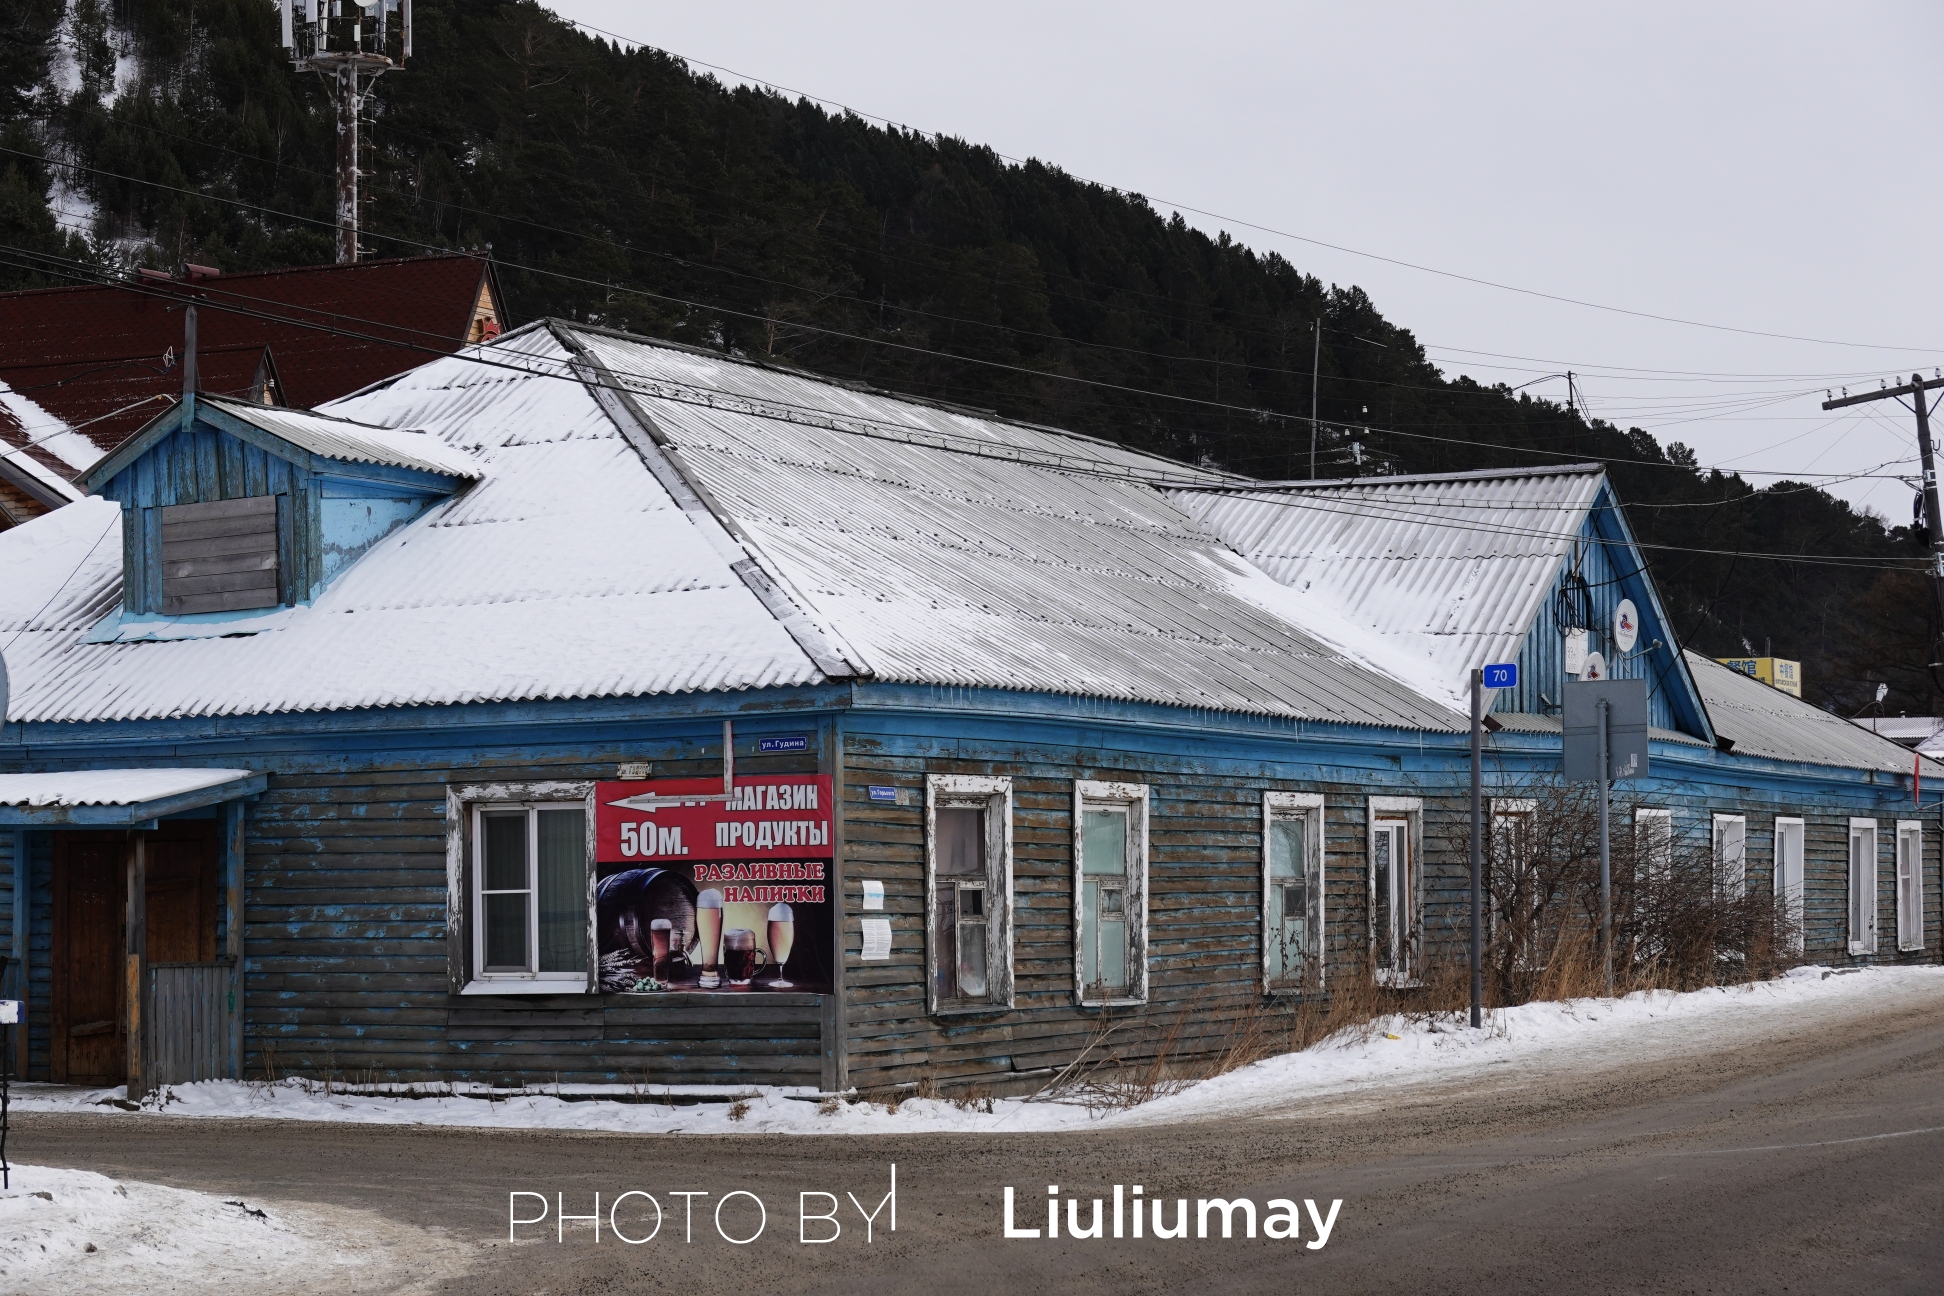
left=926, top=775, right=1014, bottom=1013
left=1712, top=815, right=1747, bottom=899
left=1635, top=808, right=1673, bottom=887
left=1773, top=817, right=1805, bottom=955
left=447, top=782, right=595, bottom=994
left=1490, top=797, right=1538, bottom=945
left=1896, top=821, right=1924, bottom=953
left=1263, top=792, right=1324, bottom=992
left=1074, top=781, right=1148, bottom=1005
left=1368, top=797, right=1422, bottom=986
left=1849, top=818, right=1878, bottom=956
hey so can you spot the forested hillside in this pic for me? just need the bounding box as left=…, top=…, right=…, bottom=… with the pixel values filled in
left=0, top=0, right=1929, bottom=711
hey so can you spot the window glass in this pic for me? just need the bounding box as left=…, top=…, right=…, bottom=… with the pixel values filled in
left=932, top=806, right=989, bottom=1004
left=481, top=811, right=529, bottom=971
left=1082, top=807, right=1129, bottom=991
left=936, top=808, right=984, bottom=875
left=1850, top=825, right=1877, bottom=953
left=1268, top=816, right=1307, bottom=984
left=1373, top=824, right=1396, bottom=971
left=537, top=807, right=587, bottom=973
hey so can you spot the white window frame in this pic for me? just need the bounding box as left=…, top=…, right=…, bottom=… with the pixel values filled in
left=1773, top=817, right=1805, bottom=955
left=1896, top=820, right=1925, bottom=953
left=1849, top=818, right=1879, bottom=956
left=1712, top=814, right=1747, bottom=900
left=1073, top=780, right=1149, bottom=1007
left=1635, top=808, right=1673, bottom=886
left=1262, top=792, right=1325, bottom=993
left=925, top=774, right=1015, bottom=1014
left=1489, top=797, right=1539, bottom=944
left=446, top=781, right=597, bottom=995
left=1368, top=796, right=1423, bottom=988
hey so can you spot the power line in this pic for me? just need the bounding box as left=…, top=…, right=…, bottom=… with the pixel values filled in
left=0, top=234, right=1922, bottom=494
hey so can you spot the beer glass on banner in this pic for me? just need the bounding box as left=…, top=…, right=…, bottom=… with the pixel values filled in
left=723, top=928, right=767, bottom=986
left=767, top=902, right=796, bottom=988
left=696, top=888, right=725, bottom=989
left=649, top=918, right=673, bottom=980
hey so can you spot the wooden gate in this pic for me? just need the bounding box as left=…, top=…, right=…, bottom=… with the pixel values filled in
left=144, top=962, right=234, bottom=1087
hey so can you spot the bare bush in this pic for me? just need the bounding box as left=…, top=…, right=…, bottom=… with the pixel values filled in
left=1456, top=778, right=1804, bottom=1004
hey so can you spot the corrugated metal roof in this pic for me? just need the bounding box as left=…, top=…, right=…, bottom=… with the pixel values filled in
left=568, top=327, right=1460, bottom=730
left=0, top=329, right=822, bottom=722
left=1169, top=467, right=1606, bottom=713
left=0, top=768, right=253, bottom=807
left=199, top=394, right=483, bottom=479
left=1688, top=652, right=1944, bottom=776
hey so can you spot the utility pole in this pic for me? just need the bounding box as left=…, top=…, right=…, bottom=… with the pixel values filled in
left=1309, top=317, right=1321, bottom=479
left=1824, top=375, right=1944, bottom=631
left=1470, top=668, right=1484, bottom=1028
left=1598, top=696, right=1611, bottom=996
left=282, top=1, right=412, bottom=263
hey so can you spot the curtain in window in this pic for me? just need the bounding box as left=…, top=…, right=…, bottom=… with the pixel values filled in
left=537, top=808, right=587, bottom=973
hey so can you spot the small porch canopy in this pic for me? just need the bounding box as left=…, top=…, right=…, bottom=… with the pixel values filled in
left=0, top=769, right=266, bottom=827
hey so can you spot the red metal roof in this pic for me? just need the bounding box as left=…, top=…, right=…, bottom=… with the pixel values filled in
left=0, top=255, right=501, bottom=468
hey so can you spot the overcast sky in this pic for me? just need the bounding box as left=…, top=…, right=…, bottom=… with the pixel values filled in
left=545, top=2, right=1943, bottom=518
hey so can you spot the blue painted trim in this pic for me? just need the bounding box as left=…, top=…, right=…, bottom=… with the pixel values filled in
left=0, top=774, right=268, bottom=825
left=0, top=680, right=1912, bottom=809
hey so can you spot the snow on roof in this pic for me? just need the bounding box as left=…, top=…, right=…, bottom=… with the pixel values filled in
left=0, top=379, right=92, bottom=507
left=565, top=325, right=1460, bottom=730
left=1855, top=716, right=1944, bottom=755
left=194, top=394, right=484, bottom=480
left=1168, top=466, right=1607, bottom=712
left=1687, top=652, right=1944, bottom=776
left=0, top=767, right=253, bottom=807
left=0, top=328, right=821, bottom=722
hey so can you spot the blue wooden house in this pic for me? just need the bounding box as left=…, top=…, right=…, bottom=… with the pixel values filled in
left=1, top=322, right=1934, bottom=1097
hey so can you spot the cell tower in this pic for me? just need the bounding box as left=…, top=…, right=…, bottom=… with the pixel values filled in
left=279, top=1, right=412, bottom=263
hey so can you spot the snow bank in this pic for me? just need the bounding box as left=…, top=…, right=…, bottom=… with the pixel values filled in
left=0, top=1164, right=378, bottom=1295
left=13, top=966, right=1942, bottom=1138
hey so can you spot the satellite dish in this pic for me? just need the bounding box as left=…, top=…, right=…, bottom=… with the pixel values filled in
left=1581, top=652, right=1607, bottom=682
left=1613, top=599, right=1639, bottom=654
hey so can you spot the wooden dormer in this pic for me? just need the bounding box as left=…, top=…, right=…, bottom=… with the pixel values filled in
left=84, top=394, right=478, bottom=622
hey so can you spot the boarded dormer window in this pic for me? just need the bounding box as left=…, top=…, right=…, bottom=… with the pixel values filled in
left=160, top=496, right=281, bottom=615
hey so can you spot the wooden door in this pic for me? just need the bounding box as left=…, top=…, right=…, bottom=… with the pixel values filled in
left=52, top=833, right=126, bottom=1085
left=145, top=822, right=217, bottom=963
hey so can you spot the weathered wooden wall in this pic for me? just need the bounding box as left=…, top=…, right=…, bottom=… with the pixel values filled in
left=833, top=700, right=1940, bottom=1094
left=2, top=684, right=1934, bottom=1091
left=236, top=718, right=831, bottom=1087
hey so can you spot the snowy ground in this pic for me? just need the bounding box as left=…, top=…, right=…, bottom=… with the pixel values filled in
left=11, top=964, right=1942, bottom=1138
left=0, top=1163, right=461, bottom=1296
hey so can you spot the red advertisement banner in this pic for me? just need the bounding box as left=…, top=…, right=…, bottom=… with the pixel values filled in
left=594, top=776, right=834, bottom=995
left=595, top=776, right=834, bottom=863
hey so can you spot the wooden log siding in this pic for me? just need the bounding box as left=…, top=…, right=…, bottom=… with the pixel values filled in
left=239, top=750, right=828, bottom=1087
left=839, top=743, right=1412, bottom=1093
left=837, top=736, right=1944, bottom=1094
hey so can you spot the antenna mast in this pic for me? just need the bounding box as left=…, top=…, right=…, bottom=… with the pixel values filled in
left=281, top=1, right=412, bottom=263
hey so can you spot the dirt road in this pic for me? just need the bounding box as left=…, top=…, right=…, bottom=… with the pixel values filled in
left=14, top=985, right=1944, bottom=1295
